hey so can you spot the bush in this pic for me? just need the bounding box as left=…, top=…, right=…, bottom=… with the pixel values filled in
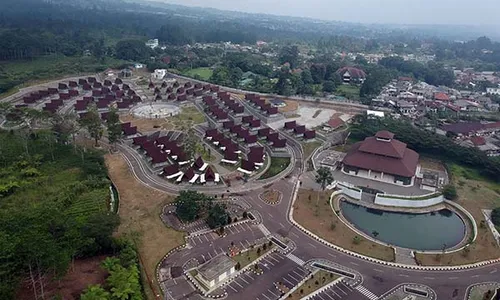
left=491, top=207, right=500, bottom=227
left=443, top=184, right=458, bottom=200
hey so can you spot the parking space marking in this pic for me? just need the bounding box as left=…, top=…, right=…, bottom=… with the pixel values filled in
left=261, top=258, right=275, bottom=267
left=330, top=288, right=341, bottom=298
left=234, top=281, right=244, bottom=288
left=341, top=282, right=352, bottom=291
left=288, top=272, right=300, bottom=282
left=239, top=276, right=249, bottom=284
left=283, top=277, right=294, bottom=286
left=267, top=289, right=279, bottom=297
left=207, top=252, right=212, bottom=259
left=228, top=284, right=238, bottom=292
left=337, top=284, right=348, bottom=294
left=292, top=269, right=305, bottom=278
left=261, top=263, right=271, bottom=270
left=244, top=273, right=254, bottom=281
left=267, top=255, right=281, bottom=263
left=323, top=292, right=335, bottom=299
left=245, top=223, right=252, bottom=230
left=261, top=293, right=272, bottom=300
left=203, top=235, right=209, bottom=242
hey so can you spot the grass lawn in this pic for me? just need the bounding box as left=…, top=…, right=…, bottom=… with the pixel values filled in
left=232, top=243, right=273, bottom=269
left=287, top=270, right=339, bottom=300
left=0, top=55, right=128, bottom=97
left=106, top=154, right=185, bottom=299
left=182, top=67, right=213, bottom=81
left=415, top=163, right=500, bottom=266
left=293, top=189, right=395, bottom=262
left=259, top=157, right=291, bottom=180
left=335, top=85, right=360, bottom=101
left=302, top=141, right=322, bottom=160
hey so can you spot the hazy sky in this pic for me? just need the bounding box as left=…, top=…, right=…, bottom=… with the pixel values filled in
left=157, top=0, right=499, bottom=26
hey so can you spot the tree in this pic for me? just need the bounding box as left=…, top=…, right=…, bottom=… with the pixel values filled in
left=315, top=167, right=334, bottom=205
left=206, top=203, right=230, bottom=229
left=279, top=45, right=299, bottom=69
left=106, top=107, right=122, bottom=150
left=81, top=285, right=110, bottom=300
left=315, top=167, right=334, bottom=191
left=175, top=191, right=207, bottom=222
left=322, top=80, right=336, bottom=93
left=310, top=64, right=326, bottom=84
left=79, top=104, right=103, bottom=148
left=301, top=69, right=313, bottom=85
left=115, top=39, right=152, bottom=61
left=442, top=184, right=458, bottom=200
left=491, top=207, right=500, bottom=227
left=183, top=128, right=199, bottom=159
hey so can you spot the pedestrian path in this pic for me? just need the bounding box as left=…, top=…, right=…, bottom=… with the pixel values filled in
left=286, top=253, right=305, bottom=266
left=355, top=285, right=379, bottom=300
left=258, top=223, right=271, bottom=236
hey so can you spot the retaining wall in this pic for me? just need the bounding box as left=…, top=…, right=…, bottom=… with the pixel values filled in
left=337, top=182, right=362, bottom=200
left=374, top=193, right=444, bottom=208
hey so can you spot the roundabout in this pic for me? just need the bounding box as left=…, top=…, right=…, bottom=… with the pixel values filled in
left=130, top=103, right=181, bottom=119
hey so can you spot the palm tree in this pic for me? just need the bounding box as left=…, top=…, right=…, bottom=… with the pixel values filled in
left=315, top=167, right=334, bottom=205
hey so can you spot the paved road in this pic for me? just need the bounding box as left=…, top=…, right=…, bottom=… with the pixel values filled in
left=151, top=158, right=500, bottom=300
left=4, top=75, right=498, bottom=299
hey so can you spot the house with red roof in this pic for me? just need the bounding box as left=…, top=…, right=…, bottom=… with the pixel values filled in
left=434, top=92, right=450, bottom=102
left=342, top=131, right=420, bottom=186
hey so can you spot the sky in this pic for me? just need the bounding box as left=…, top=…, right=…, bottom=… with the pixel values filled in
left=155, top=0, right=500, bottom=26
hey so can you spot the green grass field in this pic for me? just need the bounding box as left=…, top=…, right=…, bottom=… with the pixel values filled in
left=336, top=85, right=360, bottom=101
left=182, top=67, right=213, bottom=80
left=259, top=157, right=291, bottom=180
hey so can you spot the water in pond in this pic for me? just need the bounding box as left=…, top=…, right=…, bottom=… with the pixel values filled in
left=340, top=201, right=466, bottom=250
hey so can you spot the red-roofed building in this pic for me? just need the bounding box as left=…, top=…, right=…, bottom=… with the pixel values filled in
left=342, top=131, right=420, bottom=186
left=325, top=118, right=344, bottom=130
left=434, top=92, right=450, bottom=102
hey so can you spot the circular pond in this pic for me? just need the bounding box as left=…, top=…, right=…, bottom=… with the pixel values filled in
left=131, top=104, right=180, bottom=119
left=340, top=201, right=467, bottom=251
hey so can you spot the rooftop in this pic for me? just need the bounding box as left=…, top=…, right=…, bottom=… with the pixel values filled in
left=198, top=255, right=236, bottom=281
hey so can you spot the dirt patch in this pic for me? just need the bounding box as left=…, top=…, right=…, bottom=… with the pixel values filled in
left=120, top=105, right=205, bottom=133
left=419, top=157, right=446, bottom=172
left=293, top=189, right=395, bottom=262
left=105, top=153, right=185, bottom=298
left=415, top=168, right=500, bottom=266
left=16, top=256, right=108, bottom=300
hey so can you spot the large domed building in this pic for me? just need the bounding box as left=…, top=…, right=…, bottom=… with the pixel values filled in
left=336, top=67, right=366, bottom=84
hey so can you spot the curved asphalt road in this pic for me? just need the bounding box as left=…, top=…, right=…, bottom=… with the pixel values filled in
left=118, top=139, right=500, bottom=300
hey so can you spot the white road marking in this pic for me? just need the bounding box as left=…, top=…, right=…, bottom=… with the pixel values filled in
left=350, top=262, right=359, bottom=266
left=290, top=232, right=300, bottom=238
left=399, top=274, right=409, bottom=277
left=373, top=268, right=383, bottom=273
left=308, top=242, right=317, bottom=248
left=228, top=284, right=238, bottom=292
left=449, top=277, right=458, bottom=280
left=279, top=222, right=285, bottom=227
left=471, top=275, right=480, bottom=278
left=328, top=253, right=336, bottom=258
left=490, top=269, right=497, bottom=274
left=424, top=277, right=435, bottom=280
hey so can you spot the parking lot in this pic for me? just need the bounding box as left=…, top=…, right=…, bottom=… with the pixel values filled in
left=225, top=252, right=311, bottom=300
left=309, top=280, right=364, bottom=300
left=162, top=276, right=197, bottom=300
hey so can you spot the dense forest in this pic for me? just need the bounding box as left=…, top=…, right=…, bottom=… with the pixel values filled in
left=0, top=129, right=124, bottom=299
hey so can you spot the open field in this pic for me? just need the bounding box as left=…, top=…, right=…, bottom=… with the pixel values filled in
left=293, top=189, right=395, bottom=261
left=105, top=154, right=185, bottom=299
left=335, top=85, right=360, bottom=101
left=302, top=141, right=322, bottom=160
left=288, top=270, right=339, bottom=300
left=120, top=105, right=205, bottom=133
left=259, top=157, right=291, bottom=180
left=182, top=67, right=213, bottom=80
left=415, top=163, right=500, bottom=266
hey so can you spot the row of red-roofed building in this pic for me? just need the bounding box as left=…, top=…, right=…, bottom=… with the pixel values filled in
left=283, top=120, right=316, bottom=140
left=244, top=94, right=278, bottom=116
left=132, top=133, right=220, bottom=185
